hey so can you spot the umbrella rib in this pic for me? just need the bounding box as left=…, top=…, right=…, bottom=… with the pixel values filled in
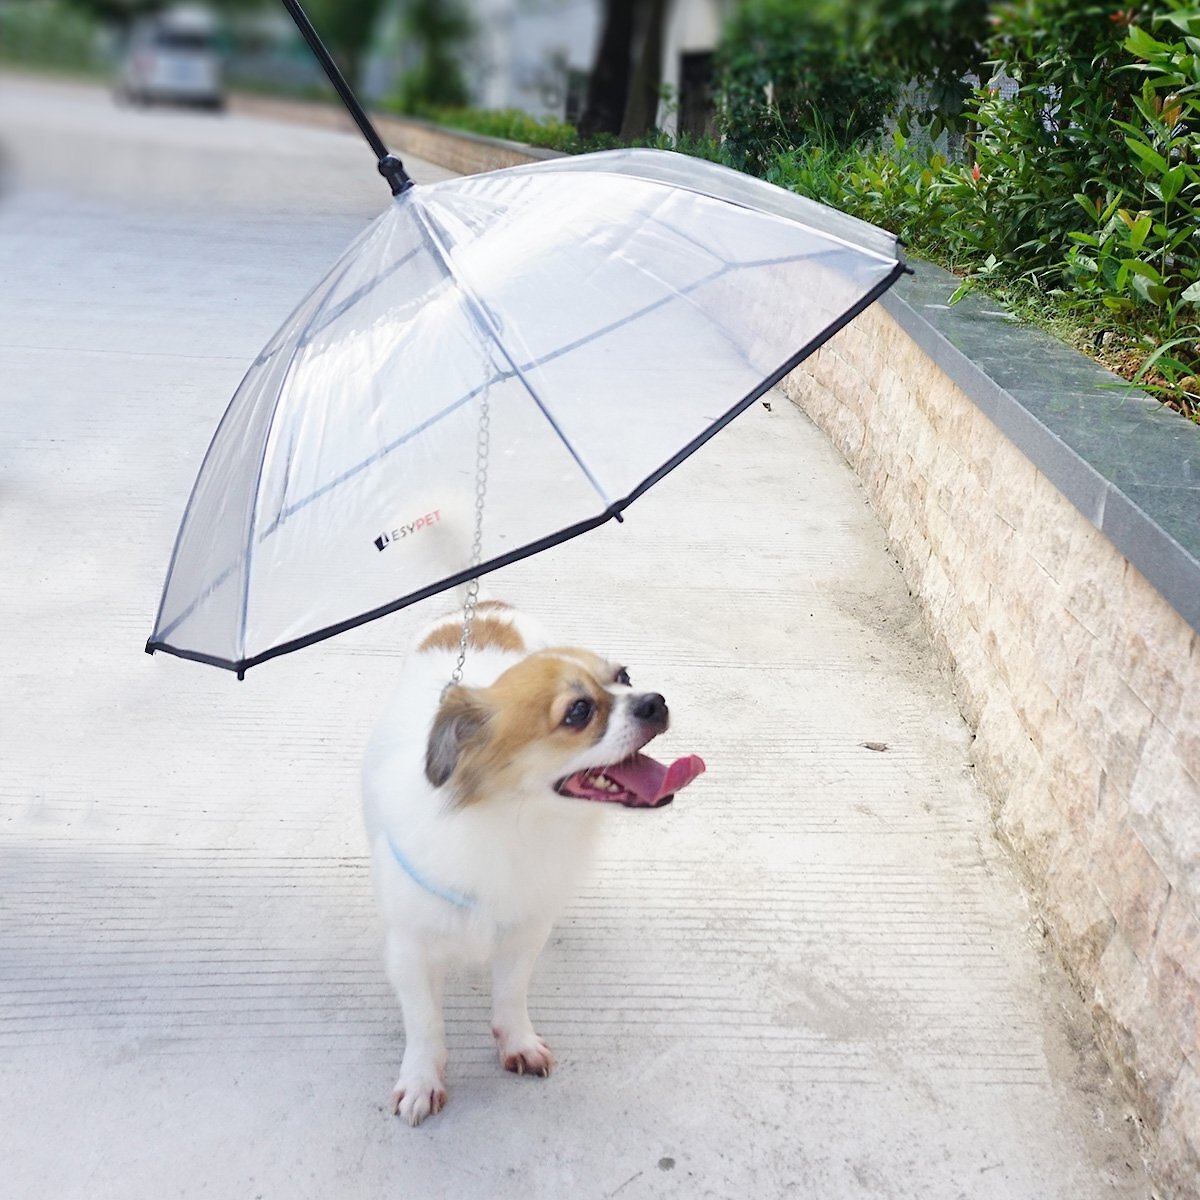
left=258, top=248, right=819, bottom=537
left=410, top=199, right=616, bottom=512
left=502, top=156, right=900, bottom=266
left=295, top=243, right=422, bottom=351
left=150, top=244, right=370, bottom=649
left=232, top=245, right=365, bottom=661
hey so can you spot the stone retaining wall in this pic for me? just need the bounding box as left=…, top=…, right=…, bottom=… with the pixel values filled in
left=783, top=290, right=1200, bottom=1198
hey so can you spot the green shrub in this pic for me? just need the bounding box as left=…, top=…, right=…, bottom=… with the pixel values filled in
left=0, top=1, right=104, bottom=73
left=408, top=106, right=578, bottom=151
left=948, top=2, right=1140, bottom=287
left=858, top=0, right=991, bottom=137
left=715, top=0, right=898, bottom=174
left=405, top=104, right=726, bottom=161
left=1062, top=2, right=1200, bottom=395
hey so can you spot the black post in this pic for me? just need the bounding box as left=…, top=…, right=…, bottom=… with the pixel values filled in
left=278, top=0, right=414, bottom=196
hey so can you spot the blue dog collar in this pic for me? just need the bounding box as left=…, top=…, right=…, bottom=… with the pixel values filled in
left=386, top=832, right=475, bottom=911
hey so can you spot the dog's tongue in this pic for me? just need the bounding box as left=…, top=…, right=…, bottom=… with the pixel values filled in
left=608, top=753, right=706, bottom=808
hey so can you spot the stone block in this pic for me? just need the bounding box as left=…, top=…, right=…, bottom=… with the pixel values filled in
left=981, top=601, right=1022, bottom=691
left=1043, top=838, right=1116, bottom=992
left=1174, top=638, right=1200, bottom=779
left=1092, top=930, right=1181, bottom=1127
left=975, top=690, right=1035, bottom=787
left=955, top=556, right=990, bottom=636
left=995, top=766, right=1059, bottom=880
left=946, top=464, right=988, bottom=540
left=895, top=530, right=932, bottom=595
left=930, top=443, right=967, bottom=519
left=912, top=358, right=952, bottom=424
left=1089, top=802, right=1171, bottom=963
left=1128, top=724, right=1200, bottom=906
left=962, top=417, right=997, bottom=493
left=1013, top=676, right=1059, bottom=757
left=1150, top=890, right=1200, bottom=1066
left=1005, top=548, right=1054, bottom=649
left=1023, top=471, right=1076, bottom=583
left=1033, top=608, right=1095, bottom=713
left=1044, top=713, right=1103, bottom=844
left=1064, top=522, right=1125, bottom=646
left=1115, top=565, right=1196, bottom=734
left=989, top=439, right=1039, bottom=535
left=916, top=541, right=954, bottom=632
left=945, top=626, right=995, bottom=730
left=1157, top=1062, right=1200, bottom=1200
left=977, top=510, right=1016, bottom=588
left=1078, top=657, right=1154, bottom=798
left=944, top=384, right=987, bottom=456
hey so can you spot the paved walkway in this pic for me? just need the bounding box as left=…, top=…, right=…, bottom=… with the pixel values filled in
left=0, top=76, right=1149, bottom=1198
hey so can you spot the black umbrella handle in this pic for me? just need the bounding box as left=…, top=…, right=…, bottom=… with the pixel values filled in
left=278, top=0, right=414, bottom=196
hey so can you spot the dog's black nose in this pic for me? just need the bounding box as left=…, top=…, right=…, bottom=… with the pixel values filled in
left=632, top=693, right=668, bottom=728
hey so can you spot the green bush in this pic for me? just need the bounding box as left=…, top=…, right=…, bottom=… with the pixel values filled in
left=947, top=2, right=1139, bottom=287
left=741, top=0, right=1200, bottom=413
left=1062, top=3, right=1200, bottom=393
left=390, top=0, right=472, bottom=111
left=858, top=0, right=991, bottom=137
left=0, top=1, right=104, bottom=73
left=715, top=0, right=898, bottom=174
left=405, top=104, right=725, bottom=161
left=408, top=106, right=578, bottom=151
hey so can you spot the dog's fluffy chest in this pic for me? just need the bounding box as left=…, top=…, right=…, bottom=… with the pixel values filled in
left=362, top=639, right=607, bottom=948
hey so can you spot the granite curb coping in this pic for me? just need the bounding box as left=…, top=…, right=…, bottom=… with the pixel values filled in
left=887, top=264, right=1200, bottom=635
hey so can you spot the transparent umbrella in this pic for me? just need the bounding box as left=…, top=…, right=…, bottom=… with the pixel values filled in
left=146, top=9, right=905, bottom=678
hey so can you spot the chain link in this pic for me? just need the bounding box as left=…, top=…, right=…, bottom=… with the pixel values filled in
left=448, top=390, right=491, bottom=689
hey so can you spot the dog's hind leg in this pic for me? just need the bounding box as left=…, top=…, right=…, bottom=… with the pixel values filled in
left=490, top=919, right=555, bottom=1078
left=386, top=932, right=449, bottom=1125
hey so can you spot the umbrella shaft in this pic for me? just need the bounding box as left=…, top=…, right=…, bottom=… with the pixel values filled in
left=278, top=0, right=413, bottom=195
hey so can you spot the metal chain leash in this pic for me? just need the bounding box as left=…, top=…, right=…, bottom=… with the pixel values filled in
left=448, top=390, right=491, bottom=689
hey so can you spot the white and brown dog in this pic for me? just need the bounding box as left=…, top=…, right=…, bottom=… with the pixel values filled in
left=361, top=601, right=703, bottom=1125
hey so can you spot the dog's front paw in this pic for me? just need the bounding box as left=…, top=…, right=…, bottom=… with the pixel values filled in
left=391, top=1068, right=447, bottom=1126
left=492, top=1026, right=554, bottom=1077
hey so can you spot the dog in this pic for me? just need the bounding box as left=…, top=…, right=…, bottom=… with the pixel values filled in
left=361, top=600, right=704, bottom=1125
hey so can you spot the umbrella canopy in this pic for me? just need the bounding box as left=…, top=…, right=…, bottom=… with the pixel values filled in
left=147, top=148, right=904, bottom=675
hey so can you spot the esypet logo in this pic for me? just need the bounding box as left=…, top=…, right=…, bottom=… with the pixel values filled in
left=374, top=509, right=441, bottom=552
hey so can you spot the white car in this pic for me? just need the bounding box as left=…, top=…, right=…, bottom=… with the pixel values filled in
left=118, top=7, right=224, bottom=110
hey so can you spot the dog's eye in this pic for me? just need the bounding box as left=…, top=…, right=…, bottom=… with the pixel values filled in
left=614, top=668, right=631, bottom=687
left=563, top=698, right=594, bottom=727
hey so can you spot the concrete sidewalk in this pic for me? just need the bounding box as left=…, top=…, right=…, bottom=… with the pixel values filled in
left=0, top=77, right=1149, bottom=1198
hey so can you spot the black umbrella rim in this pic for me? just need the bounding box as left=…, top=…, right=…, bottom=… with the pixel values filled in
left=145, top=258, right=906, bottom=678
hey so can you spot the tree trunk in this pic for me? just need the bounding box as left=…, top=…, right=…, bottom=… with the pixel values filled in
left=619, top=0, right=668, bottom=142
left=577, top=0, right=636, bottom=137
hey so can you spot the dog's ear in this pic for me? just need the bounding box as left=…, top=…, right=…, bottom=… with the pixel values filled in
left=425, top=686, right=489, bottom=788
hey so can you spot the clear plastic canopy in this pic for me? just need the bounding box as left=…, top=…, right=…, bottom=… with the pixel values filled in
left=148, top=149, right=903, bottom=674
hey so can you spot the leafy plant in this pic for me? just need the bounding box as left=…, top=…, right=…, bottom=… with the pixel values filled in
left=946, top=2, right=1144, bottom=288
left=715, top=0, right=898, bottom=174
left=859, top=0, right=992, bottom=137
left=0, top=1, right=106, bottom=72
left=392, top=0, right=472, bottom=111
left=1062, top=1, right=1200, bottom=403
